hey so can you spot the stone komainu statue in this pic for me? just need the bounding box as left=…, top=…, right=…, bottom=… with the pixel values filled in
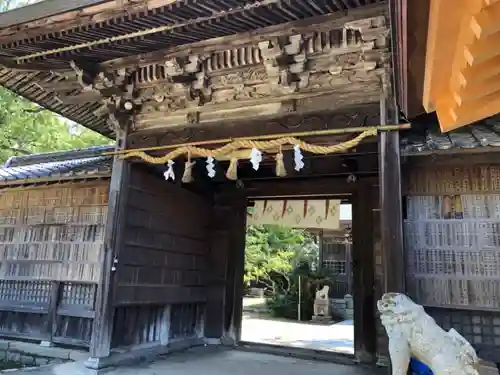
left=377, top=293, right=480, bottom=375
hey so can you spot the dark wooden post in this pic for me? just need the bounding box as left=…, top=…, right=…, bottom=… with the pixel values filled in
left=378, top=81, right=405, bottom=371
left=224, top=188, right=247, bottom=343
left=87, top=125, right=130, bottom=369
left=42, top=281, right=61, bottom=347
left=352, top=182, right=377, bottom=363
left=318, top=230, right=324, bottom=270
left=378, top=130, right=405, bottom=293
left=345, top=243, right=352, bottom=295
left=378, top=88, right=405, bottom=294
left=205, top=185, right=247, bottom=344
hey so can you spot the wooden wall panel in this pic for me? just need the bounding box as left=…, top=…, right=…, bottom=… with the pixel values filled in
left=114, top=165, right=211, bottom=306
left=0, top=182, right=108, bottom=282
left=404, top=165, right=500, bottom=311
left=0, top=181, right=109, bottom=347
left=401, top=161, right=500, bottom=363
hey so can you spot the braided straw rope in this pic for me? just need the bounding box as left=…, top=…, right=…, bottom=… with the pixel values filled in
left=121, top=128, right=377, bottom=165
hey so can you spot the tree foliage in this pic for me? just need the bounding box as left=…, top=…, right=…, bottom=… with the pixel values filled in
left=0, top=90, right=111, bottom=163
left=0, top=0, right=111, bottom=164
left=245, top=224, right=343, bottom=320
left=244, top=224, right=318, bottom=290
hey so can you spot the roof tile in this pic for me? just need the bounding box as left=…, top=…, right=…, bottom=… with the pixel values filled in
left=400, top=115, right=500, bottom=155
left=0, top=146, right=113, bottom=184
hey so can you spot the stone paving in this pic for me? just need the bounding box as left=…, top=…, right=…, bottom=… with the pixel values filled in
left=7, top=346, right=500, bottom=375
left=241, top=315, right=354, bottom=354
left=11, top=347, right=381, bottom=375
left=241, top=297, right=354, bottom=354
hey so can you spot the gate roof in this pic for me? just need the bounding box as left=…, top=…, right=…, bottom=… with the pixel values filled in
left=0, top=0, right=387, bottom=137
left=0, top=145, right=113, bottom=186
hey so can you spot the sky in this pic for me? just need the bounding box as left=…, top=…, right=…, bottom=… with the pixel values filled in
left=1, top=0, right=41, bottom=12
left=340, top=204, right=352, bottom=220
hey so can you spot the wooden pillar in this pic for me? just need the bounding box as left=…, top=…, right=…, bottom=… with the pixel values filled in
left=318, top=230, right=324, bottom=270
left=223, top=189, right=247, bottom=343
left=205, top=185, right=247, bottom=344
left=205, top=188, right=228, bottom=341
left=345, top=243, right=352, bottom=295
left=41, top=281, right=62, bottom=347
left=352, top=182, right=377, bottom=363
left=378, top=93, right=405, bottom=293
left=378, top=86, right=405, bottom=370
left=87, top=127, right=130, bottom=369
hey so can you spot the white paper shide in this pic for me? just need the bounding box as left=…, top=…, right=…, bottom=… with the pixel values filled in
left=163, top=160, right=175, bottom=181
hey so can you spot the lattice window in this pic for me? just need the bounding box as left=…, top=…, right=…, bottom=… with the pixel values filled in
left=322, top=240, right=346, bottom=260
left=323, top=260, right=346, bottom=275
left=60, top=283, right=96, bottom=307
left=322, top=239, right=347, bottom=274
left=0, top=280, right=51, bottom=303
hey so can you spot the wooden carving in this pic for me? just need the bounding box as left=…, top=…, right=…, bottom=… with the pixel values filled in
left=34, top=15, right=387, bottom=131
left=68, top=61, right=136, bottom=134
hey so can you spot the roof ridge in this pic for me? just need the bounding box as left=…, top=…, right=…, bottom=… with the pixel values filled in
left=4, top=145, right=115, bottom=168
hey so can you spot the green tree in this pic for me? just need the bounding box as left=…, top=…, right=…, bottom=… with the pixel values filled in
left=244, top=224, right=318, bottom=291
left=0, top=0, right=111, bottom=164
left=0, top=89, right=111, bottom=163
left=245, top=224, right=343, bottom=320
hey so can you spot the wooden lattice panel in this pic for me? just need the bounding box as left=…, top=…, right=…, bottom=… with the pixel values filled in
left=0, top=183, right=109, bottom=283
left=0, top=280, right=51, bottom=304
left=60, top=282, right=97, bottom=310
left=405, top=191, right=500, bottom=310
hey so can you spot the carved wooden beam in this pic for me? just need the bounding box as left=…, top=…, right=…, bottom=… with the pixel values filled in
left=0, top=11, right=387, bottom=137
left=66, top=60, right=138, bottom=133
left=127, top=106, right=380, bottom=149
left=109, top=16, right=388, bottom=130
left=101, top=6, right=387, bottom=71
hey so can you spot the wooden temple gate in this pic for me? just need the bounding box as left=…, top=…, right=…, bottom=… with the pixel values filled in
left=0, top=0, right=407, bottom=370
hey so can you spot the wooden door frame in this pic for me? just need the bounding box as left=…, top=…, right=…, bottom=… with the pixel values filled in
left=228, top=176, right=378, bottom=363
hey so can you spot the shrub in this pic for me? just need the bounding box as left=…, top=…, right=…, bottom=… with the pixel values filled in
left=266, top=263, right=337, bottom=321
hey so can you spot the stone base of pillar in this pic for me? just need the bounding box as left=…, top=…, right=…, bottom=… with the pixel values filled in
left=354, top=350, right=375, bottom=364
left=376, top=354, right=390, bottom=367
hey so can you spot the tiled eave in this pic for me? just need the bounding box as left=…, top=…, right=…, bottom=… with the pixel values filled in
left=400, top=116, right=500, bottom=156
left=0, top=146, right=114, bottom=186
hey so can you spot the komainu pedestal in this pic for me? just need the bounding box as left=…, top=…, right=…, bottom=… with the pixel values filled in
left=377, top=293, right=479, bottom=375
